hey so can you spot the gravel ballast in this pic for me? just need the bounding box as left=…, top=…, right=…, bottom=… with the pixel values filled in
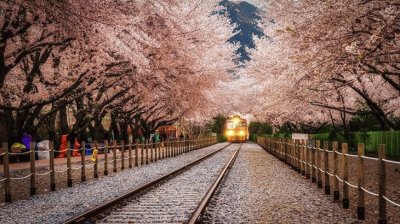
left=202, top=142, right=360, bottom=224
left=100, top=143, right=239, bottom=223
left=0, top=143, right=228, bottom=224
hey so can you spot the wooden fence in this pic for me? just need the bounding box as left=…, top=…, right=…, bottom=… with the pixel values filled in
left=0, top=137, right=217, bottom=203
left=257, top=136, right=400, bottom=223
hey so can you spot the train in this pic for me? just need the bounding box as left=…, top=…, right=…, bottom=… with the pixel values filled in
left=225, top=115, right=248, bottom=143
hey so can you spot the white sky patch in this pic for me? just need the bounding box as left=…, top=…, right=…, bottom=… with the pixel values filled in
left=229, top=0, right=267, bottom=9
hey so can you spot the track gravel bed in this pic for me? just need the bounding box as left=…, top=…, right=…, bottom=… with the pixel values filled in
left=99, top=144, right=239, bottom=223
left=0, top=143, right=228, bottom=224
left=202, top=142, right=360, bottom=224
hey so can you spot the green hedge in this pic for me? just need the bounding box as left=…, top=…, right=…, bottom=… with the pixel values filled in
left=217, top=134, right=227, bottom=142
left=311, top=131, right=400, bottom=156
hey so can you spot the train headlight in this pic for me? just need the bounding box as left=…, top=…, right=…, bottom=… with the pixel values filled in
left=239, top=130, right=245, bottom=136
left=227, top=130, right=234, bottom=136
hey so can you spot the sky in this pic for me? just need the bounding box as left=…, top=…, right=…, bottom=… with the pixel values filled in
left=230, top=0, right=266, bottom=8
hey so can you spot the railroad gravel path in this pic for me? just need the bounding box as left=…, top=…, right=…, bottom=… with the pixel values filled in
left=99, top=143, right=239, bottom=223
left=0, top=143, right=228, bottom=224
left=202, top=142, right=360, bottom=224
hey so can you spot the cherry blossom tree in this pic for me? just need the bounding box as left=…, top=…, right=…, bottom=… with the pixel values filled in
left=0, top=0, right=238, bottom=144
left=247, top=0, right=399, bottom=130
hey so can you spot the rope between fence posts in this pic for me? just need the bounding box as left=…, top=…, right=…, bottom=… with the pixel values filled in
left=383, top=159, right=400, bottom=165
left=345, top=181, right=358, bottom=189
left=55, top=167, right=70, bottom=173
left=10, top=173, right=33, bottom=180
left=335, top=175, right=344, bottom=183
left=9, top=151, right=31, bottom=155
left=383, top=196, right=400, bottom=207
left=53, top=149, right=68, bottom=153
left=319, top=168, right=324, bottom=172
left=71, top=165, right=84, bottom=170
left=0, top=152, right=5, bottom=156
left=362, top=155, right=379, bottom=161
left=335, top=151, right=343, bottom=155
left=327, top=150, right=334, bottom=153
left=36, top=171, right=52, bottom=176
left=361, top=187, right=379, bottom=197
left=345, top=153, right=358, bottom=158
left=326, top=171, right=334, bottom=177
left=0, top=178, right=7, bottom=182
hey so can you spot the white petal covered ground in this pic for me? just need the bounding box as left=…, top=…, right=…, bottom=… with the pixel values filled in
left=202, top=142, right=360, bottom=224
left=0, top=143, right=228, bottom=224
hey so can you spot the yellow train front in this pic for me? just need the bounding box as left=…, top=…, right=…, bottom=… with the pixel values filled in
left=225, top=115, right=248, bottom=143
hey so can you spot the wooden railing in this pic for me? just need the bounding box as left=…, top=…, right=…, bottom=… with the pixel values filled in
left=0, top=137, right=217, bottom=203
left=257, top=137, right=400, bottom=223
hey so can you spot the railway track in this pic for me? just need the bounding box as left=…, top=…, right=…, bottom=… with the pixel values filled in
left=63, top=143, right=241, bottom=224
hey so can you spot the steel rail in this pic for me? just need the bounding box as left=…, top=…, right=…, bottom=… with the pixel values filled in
left=188, top=143, right=242, bottom=224
left=62, top=143, right=231, bottom=224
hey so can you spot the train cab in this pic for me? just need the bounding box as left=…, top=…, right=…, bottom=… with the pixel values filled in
left=225, top=115, right=248, bottom=143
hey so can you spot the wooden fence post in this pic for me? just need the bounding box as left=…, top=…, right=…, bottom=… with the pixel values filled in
left=316, top=140, right=322, bottom=188
left=155, top=141, right=158, bottom=162
left=172, top=140, right=176, bottom=157
left=81, top=141, right=86, bottom=181
left=284, top=139, right=288, bottom=164
left=30, top=142, right=36, bottom=196
left=323, top=141, right=330, bottom=195
left=177, top=140, right=180, bottom=156
left=151, top=141, right=155, bottom=162
left=128, top=141, right=132, bottom=168
left=141, top=142, right=144, bottom=165
left=134, top=141, right=139, bottom=167
left=167, top=140, right=170, bottom=157
left=49, top=141, right=56, bottom=191
left=378, top=144, right=387, bottom=224
left=149, top=141, right=153, bottom=163
left=311, top=140, right=317, bottom=183
left=357, top=143, right=365, bottom=220
left=173, top=140, right=176, bottom=156
left=301, top=139, right=306, bottom=176
left=291, top=139, right=294, bottom=168
left=2, top=143, right=11, bottom=203
left=93, top=141, right=98, bottom=179
left=104, top=140, right=109, bottom=176
left=159, top=141, right=162, bottom=159
left=113, top=140, right=117, bottom=172
left=333, top=141, right=339, bottom=201
left=306, top=140, right=310, bottom=179
left=67, top=142, right=72, bottom=187
left=293, top=140, right=296, bottom=170
left=145, top=140, right=149, bottom=164
left=342, top=143, right=349, bottom=209
left=296, top=139, right=302, bottom=173
left=121, top=140, right=125, bottom=170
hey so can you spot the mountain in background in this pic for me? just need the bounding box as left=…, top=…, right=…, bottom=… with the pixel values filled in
left=221, top=0, right=264, bottom=61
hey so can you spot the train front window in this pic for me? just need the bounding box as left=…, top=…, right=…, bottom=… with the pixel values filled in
left=226, top=121, right=236, bottom=129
